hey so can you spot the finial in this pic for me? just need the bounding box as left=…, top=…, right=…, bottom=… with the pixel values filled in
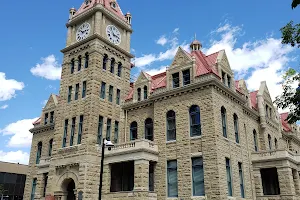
left=194, top=33, right=197, bottom=40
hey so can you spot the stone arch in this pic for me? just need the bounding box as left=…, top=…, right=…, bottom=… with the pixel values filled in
left=56, top=171, right=79, bottom=192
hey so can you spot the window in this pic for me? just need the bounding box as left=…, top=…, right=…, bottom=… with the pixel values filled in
left=78, top=115, right=83, bottom=144
left=234, top=114, right=239, bottom=143
left=172, top=72, right=180, bottom=88
left=117, top=62, right=122, bottom=77
left=106, top=118, right=111, bottom=140
left=221, top=107, right=227, bottom=138
left=97, top=116, right=103, bottom=144
left=110, top=58, right=115, bottom=73
left=144, top=86, right=148, bottom=100
left=149, top=162, right=155, bottom=192
left=109, top=85, right=113, bottom=102
left=167, top=160, right=178, bottom=197
left=182, top=69, right=191, bottom=85
left=269, top=108, right=272, bottom=118
left=222, top=71, right=226, bottom=84
left=226, top=158, right=232, bottom=196
left=50, top=111, right=54, bottom=124
left=43, top=173, right=48, bottom=197
left=70, top=59, right=75, bottom=74
left=116, top=89, right=120, bottom=105
left=62, top=119, right=68, bottom=147
left=130, top=121, right=138, bottom=140
left=68, top=86, right=72, bottom=103
left=110, top=161, right=134, bottom=192
left=31, top=178, right=37, bottom=200
left=145, top=118, right=154, bottom=141
left=192, top=157, right=205, bottom=196
left=100, top=82, right=106, bottom=99
left=265, top=105, right=269, bottom=118
left=238, top=162, right=245, bottom=198
left=261, top=168, right=280, bottom=195
left=268, top=134, right=272, bottom=150
left=227, top=75, right=231, bottom=88
left=78, top=56, right=82, bottom=71
left=137, top=88, right=141, bottom=101
left=84, top=53, right=89, bottom=68
left=253, top=130, right=258, bottom=152
left=82, top=81, right=86, bottom=98
left=70, top=117, right=76, bottom=146
left=44, top=113, right=48, bottom=125
left=190, top=105, right=201, bottom=137
left=48, top=139, right=53, bottom=157
left=36, top=142, right=42, bottom=164
left=114, top=121, right=119, bottom=144
left=75, top=83, right=79, bottom=100
left=167, top=110, right=176, bottom=141
left=275, top=138, right=278, bottom=149
left=103, top=54, right=108, bottom=70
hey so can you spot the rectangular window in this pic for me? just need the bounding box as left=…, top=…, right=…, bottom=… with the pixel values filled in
left=116, top=89, right=120, bottom=105
left=106, top=118, right=111, bottom=140
left=261, top=168, right=280, bottom=195
left=75, top=83, right=79, bottom=100
left=68, top=86, right=72, bottom=103
left=110, top=161, right=134, bottom=192
left=192, top=157, right=205, bottom=196
left=172, top=73, right=180, bottom=88
left=234, top=117, right=239, bottom=143
left=44, top=113, right=48, bottom=125
left=222, top=71, right=226, bottom=85
left=97, top=116, right=103, bottom=144
left=62, top=119, right=68, bottom=148
left=109, top=85, right=113, bottom=102
left=238, top=163, right=245, bottom=198
left=78, top=57, right=81, bottom=71
left=227, top=75, right=231, bottom=88
left=70, top=117, right=76, bottom=146
left=78, top=115, right=83, bottom=144
left=117, top=63, right=122, bottom=77
left=43, top=173, right=48, bottom=197
left=82, top=81, right=86, bottom=98
left=100, top=82, right=106, bottom=99
left=50, top=111, right=54, bottom=124
left=114, top=121, right=119, bottom=144
left=182, top=69, right=191, bottom=86
left=31, top=178, right=37, bottom=200
left=167, top=160, right=178, bottom=197
left=226, top=158, right=233, bottom=196
left=70, top=60, right=75, bottom=74
left=254, top=131, right=258, bottom=152
left=149, top=162, right=155, bottom=192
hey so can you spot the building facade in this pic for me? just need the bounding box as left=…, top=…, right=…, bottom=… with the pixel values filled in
left=24, top=0, right=300, bottom=200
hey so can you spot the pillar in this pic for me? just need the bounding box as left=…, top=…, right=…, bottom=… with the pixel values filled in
left=253, top=168, right=263, bottom=197
left=278, top=167, right=295, bottom=196
left=293, top=169, right=300, bottom=196
left=134, top=160, right=149, bottom=191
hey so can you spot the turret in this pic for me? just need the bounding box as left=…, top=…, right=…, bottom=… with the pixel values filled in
left=125, top=12, right=132, bottom=25
left=190, top=34, right=202, bottom=51
left=69, top=7, right=76, bottom=20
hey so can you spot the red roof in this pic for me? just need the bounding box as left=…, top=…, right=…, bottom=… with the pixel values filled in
left=33, top=118, right=41, bottom=125
left=280, top=112, right=292, bottom=132
left=250, top=91, right=258, bottom=110
left=74, top=0, right=126, bottom=21
left=235, top=80, right=244, bottom=94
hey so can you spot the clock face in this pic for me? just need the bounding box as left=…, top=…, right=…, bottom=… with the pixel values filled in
left=106, top=25, right=121, bottom=45
left=76, top=22, right=91, bottom=42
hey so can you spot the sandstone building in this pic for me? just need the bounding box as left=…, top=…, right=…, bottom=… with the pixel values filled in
left=24, top=0, right=300, bottom=199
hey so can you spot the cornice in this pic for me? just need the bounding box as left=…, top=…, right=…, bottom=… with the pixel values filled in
left=30, top=123, right=55, bottom=134
left=282, top=132, right=300, bottom=146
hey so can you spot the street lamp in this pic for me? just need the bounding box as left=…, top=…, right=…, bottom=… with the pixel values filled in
left=98, top=138, right=114, bottom=200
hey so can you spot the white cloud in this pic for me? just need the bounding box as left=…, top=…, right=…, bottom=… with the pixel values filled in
left=173, top=28, right=179, bottom=33
left=0, top=73, right=24, bottom=101
left=30, top=55, right=61, bottom=80
left=0, top=150, right=29, bottom=165
left=146, top=66, right=168, bottom=76
left=0, top=118, right=38, bottom=148
left=156, top=35, right=168, bottom=46
left=0, top=105, right=8, bottom=110
left=41, top=100, right=47, bottom=106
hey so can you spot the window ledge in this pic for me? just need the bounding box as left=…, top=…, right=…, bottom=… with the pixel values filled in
left=166, top=140, right=176, bottom=144
left=191, top=135, right=202, bottom=140
left=227, top=197, right=236, bottom=200
left=222, top=137, right=230, bottom=142
left=191, top=196, right=206, bottom=200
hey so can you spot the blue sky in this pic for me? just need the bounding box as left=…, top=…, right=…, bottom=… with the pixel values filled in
left=0, top=0, right=299, bottom=164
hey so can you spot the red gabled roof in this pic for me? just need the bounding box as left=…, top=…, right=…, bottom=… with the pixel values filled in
left=250, top=91, right=258, bottom=110
left=235, top=80, right=244, bottom=94
left=280, top=112, right=292, bottom=132
left=151, top=72, right=167, bottom=92
left=33, top=118, right=41, bottom=125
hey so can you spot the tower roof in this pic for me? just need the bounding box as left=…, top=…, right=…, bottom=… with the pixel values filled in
left=74, top=0, right=126, bottom=21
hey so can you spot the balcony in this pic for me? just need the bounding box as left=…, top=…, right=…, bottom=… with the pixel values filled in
left=252, top=149, right=300, bottom=164
left=37, top=156, right=51, bottom=168
left=104, top=139, right=159, bottom=164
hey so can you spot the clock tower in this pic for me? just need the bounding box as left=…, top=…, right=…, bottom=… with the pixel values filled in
left=48, top=0, right=133, bottom=199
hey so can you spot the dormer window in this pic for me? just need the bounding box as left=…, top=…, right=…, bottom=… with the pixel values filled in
left=222, top=71, right=226, bottom=85
left=85, top=0, right=91, bottom=5
left=111, top=2, right=117, bottom=9
left=227, top=75, right=231, bottom=88
left=172, top=73, right=180, bottom=88
left=137, top=88, right=141, bottom=101
left=183, top=69, right=191, bottom=86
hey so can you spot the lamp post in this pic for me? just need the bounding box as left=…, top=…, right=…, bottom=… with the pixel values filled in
left=98, top=138, right=114, bottom=200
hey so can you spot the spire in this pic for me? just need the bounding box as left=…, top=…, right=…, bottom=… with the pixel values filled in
left=190, top=34, right=202, bottom=51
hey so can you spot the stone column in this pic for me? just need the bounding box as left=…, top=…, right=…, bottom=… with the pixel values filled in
left=134, top=160, right=149, bottom=191
left=94, top=11, right=102, bottom=35
left=278, top=167, right=295, bottom=196
left=253, top=168, right=263, bottom=197
left=66, top=26, right=72, bottom=46
left=293, top=169, right=300, bottom=195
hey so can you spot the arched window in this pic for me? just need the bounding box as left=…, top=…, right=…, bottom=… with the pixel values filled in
left=130, top=121, right=138, bottom=140
left=84, top=52, right=89, bottom=68
left=78, top=56, right=82, bottom=71
left=144, top=86, right=148, bottom=100
left=253, top=130, right=258, bottom=152
left=117, top=62, right=122, bottom=77
left=190, top=105, right=201, bottom=137
left=221, top=107, right=227, bottom=138
left=110, top=58, right=115, bottom=73
left=145, top=118, right=154, bottom=141
left=268, top=134, right=272, bottom=150
left=70, top=59, right=75, bottom=74
left=167, top=110, right=176, bottom=141
left=275, top=138, right=278, bottom=149
left=137, top=88, right=141, bottom=101
left=36, top=142, right=42, bottom=164
left=103, top=54, right=108, bottom=70
left=233, top=114, right=239, bottom=143
left=48, top=139, right=53, bottom=156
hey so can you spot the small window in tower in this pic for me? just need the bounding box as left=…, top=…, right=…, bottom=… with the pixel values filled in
left=111, top=2, right=117, bottom=9
left=172, top=73, right=180, bottom=88
left=182, top=69, right=191, bottom=86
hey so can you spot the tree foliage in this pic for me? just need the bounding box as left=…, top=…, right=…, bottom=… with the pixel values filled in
left=292, top=0, right=300, bottom=9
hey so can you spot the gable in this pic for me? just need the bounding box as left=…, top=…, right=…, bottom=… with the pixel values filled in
left=216, top=50, right=233, bottom=75
left=136, top=72, right=151, bottom=85
left=169, top=47, right=193, bottom=69
left=258, top=81, right=273, bottom=104
left=43, top=94, right=58, bottom=111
